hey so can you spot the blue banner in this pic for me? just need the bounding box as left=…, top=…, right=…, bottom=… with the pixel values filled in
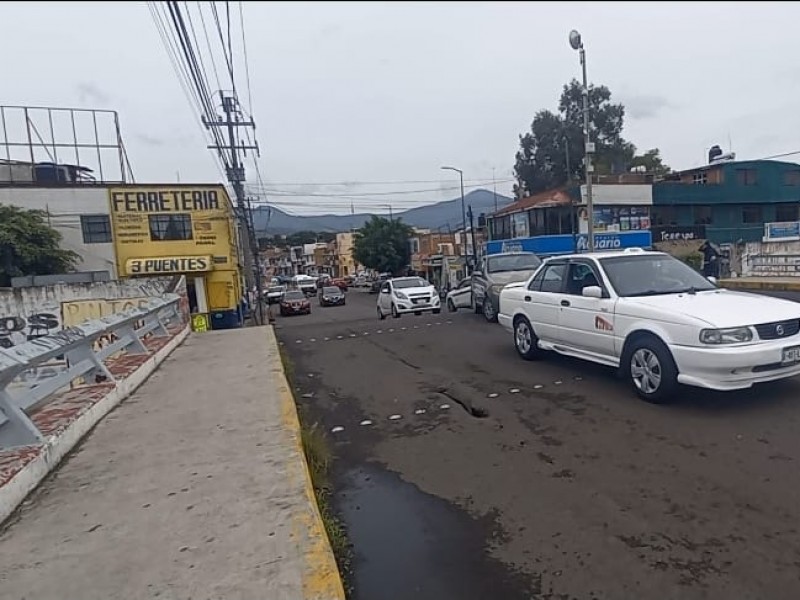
left=486, top=230, right=653, bottom=256
left=766, top=221, right=800, bottom=241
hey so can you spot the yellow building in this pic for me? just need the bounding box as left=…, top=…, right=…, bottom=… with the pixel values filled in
left=108, top=184, right=244, bottom=329
left=335, top=231, right=361, bottom=277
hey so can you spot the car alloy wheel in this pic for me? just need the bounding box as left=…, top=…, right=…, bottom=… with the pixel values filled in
left=483, top=298, right=497, bottom=322
left=630, top=348, right=661, bottom=395
left=515, top=320, right=532, bottom=354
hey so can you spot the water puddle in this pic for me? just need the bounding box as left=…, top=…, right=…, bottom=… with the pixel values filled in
left=336, top=465, right=531, bottom=600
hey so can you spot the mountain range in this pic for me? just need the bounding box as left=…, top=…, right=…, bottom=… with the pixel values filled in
left=251, top=189, right=513, bottom=234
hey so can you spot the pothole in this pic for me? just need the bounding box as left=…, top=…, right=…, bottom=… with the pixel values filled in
left=436, top=387, right=489, bottom=419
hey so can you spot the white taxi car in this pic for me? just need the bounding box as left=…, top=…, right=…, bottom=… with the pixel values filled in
left=377, top=276, right=441, bottom=319
left=498, top=248, right=800, bottom=403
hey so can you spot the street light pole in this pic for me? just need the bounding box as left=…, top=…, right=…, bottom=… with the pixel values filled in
left=441, top=165, right=468, bottom=272
left=569, top=29, right=594, bottom=252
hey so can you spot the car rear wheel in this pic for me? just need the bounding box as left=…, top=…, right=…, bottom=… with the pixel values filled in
left=447, top=299, right=456, bottom=312
left=513, top=316, right=542, bottom=360
left=624, top=337, right=678, bottom=403
left=483, top=297, right=498, bottom=323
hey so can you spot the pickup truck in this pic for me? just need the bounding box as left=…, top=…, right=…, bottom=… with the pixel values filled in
left=471, top=252, right=542, bottom=322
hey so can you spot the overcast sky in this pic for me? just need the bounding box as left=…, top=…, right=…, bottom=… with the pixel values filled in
left=3, top=1, right=800, bottom=214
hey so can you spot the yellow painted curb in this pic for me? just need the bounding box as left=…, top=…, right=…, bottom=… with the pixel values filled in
left=721, top=279, right=800, bottom=292
left=265, top=326, right=347, bottom=600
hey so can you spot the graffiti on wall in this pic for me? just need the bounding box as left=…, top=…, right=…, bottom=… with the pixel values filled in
left=0, top=313, right=61, bottom=348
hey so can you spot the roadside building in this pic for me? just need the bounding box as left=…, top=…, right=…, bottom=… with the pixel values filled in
left=108, top=184, right=244, bottom=329
left=335, top=231, right=361, bottom=277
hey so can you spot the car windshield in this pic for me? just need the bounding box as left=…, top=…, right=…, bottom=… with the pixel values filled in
left=487, top=254, right=541, bottom=273
left=284, top=291, right=305, bottom=300
left=393, top=277, right=429, bottom=289
left=322, top=286, right=341, bottom=294
left=600, top=254, right=717, bottom=297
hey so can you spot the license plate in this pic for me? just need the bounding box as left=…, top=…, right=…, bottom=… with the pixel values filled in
left=782, top=345, right=800, bottom=365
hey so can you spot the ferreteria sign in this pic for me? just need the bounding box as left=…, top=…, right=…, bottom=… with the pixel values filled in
left=110, top=188, right=221, bottom=213
left=126, top=256, right=212, bottom=274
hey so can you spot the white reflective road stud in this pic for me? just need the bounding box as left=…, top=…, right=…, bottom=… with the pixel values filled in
left=439, top=403, right=451, bottom=409
left=331, top=426, right=344, bottom=433
left=509, top=388, right=521, bottom=394
left=414, top=408, right=426, bottom=415
left=388, top=414, right=402, bottom=420
left=487, top=393, right=499, bottom=398
left=359, top=419, right=373, bottom=426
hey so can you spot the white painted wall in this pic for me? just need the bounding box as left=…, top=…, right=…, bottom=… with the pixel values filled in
left=0, top=186, right=116, bottom=276
left=742, top=240, right=800, bottom=277
left=579, top=184, right=653, bottom=206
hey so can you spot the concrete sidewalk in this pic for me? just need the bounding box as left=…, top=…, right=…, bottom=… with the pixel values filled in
left=0, top=327, right=344, bottom=600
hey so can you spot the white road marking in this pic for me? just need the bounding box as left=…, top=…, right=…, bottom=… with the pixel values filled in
left=301, top=393, right=314, bottom=399
left=574, top=376, right=583, bottom=381
left=446, top=320, right=452, bottom=324
left=308, top=373, right=315, bottom=378
left=487, top=392, right=499, bottom=398
left=439, top=403, right=451, bottom=410
left=324, top=337, right=330, bottom=341
left=359, top=419, right=373, bottom=426
left=377, top=330, right=383, bottom=334
left=554, top=380, right=563, bottom=385
left=414, top=408, right=426, bottom=415
left=388, top=414, right=402, bottom=420
left=337, top=335, right=343, bottom=339
left=426, top=323, right=432, bottom=327
left=309, top=338, right=316, bottom=342
left=509, top=388, right=521, bottom=394
left=349, top=333, right=357, bottom=338
left=435, top=322, right=441, bottom=325
left=331, top=426, right=344, bottom=433
left=401, top=327, right=407, bottom=331
left=388, top=328, right=395, bottom=332
left=295, top=340, right=302, bottom=344
left=534, top=384, right=544, bottom=389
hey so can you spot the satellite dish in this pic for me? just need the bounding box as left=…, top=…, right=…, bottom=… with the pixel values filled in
left=569, top=30, right=582, bottom=50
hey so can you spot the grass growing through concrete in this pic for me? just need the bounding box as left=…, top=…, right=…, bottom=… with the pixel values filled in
left=279, top=346, right=353, bottom=593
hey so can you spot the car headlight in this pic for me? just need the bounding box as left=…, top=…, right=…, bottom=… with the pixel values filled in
left=700, top=327, right=753, bottom=344
left=395, top=291, right=408, bottom=300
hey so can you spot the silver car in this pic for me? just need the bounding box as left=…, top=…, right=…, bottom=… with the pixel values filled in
left=471, top=252, right=542, bottom=322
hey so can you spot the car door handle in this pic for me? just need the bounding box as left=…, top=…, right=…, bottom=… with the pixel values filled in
left=560, top=299, right=571, bottom=307
left=524, top=295, right=531, bottom=302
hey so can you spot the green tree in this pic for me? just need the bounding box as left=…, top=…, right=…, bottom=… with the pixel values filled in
left=0, top=205, right=79, bottom=286
left=353, top=216, right=413, bottom=275
left=513, top=79, right=668, bottom=196
left=630, top=148, right=671, bottom=175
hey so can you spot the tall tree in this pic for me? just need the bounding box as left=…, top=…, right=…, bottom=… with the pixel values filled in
left=630, top=148, right=671, bottom=175
left=513, top=79, right=667, bottom=196
left=353, top=216, right=413, bottom=275
left=0, top=205, right=79, bottom=286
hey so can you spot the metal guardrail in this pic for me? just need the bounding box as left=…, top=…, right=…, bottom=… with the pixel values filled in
left=0, top=295, right=181, bottom=449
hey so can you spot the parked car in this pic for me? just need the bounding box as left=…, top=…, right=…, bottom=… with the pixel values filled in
left=445, top=277, right=473, bottom=312
left=499, top=248, right=800, bottom=403
left=330, top=277, right=349, bottom=291
left=369, top=272, right=392, bottom=294
left=291, top=274, right=318, bottom=296
left=319, top=286, right=346, bottom=307
left=280, top=290, right=312, bottom=316
left=472, top=252, right=542, bottom=323
left=264, top=284, right=286, bottom=304
left=377, top=276, right=441, bottom=319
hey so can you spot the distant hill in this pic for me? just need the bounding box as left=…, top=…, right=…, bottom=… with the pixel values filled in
left=251, top=189, right=513, bottom=234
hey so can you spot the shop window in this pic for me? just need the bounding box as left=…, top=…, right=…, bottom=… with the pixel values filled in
left=652, top=206, right=677, bottom=227
left=741, top=205, right=763, bottom=224
left=80, top=214, right=112, bottom=243
left=693, top=206, right=712, bottom=225
left=736, top=169, right=758, bottom=186
left=149, top=214, right=193, bottom=241
left=528, top=209, right=546, bottom=236
left=784, top=171, right=800, bottom=186
left=776, top=204, right=799, bottom=222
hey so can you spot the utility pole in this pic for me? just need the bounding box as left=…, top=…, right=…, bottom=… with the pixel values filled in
left=203, top=93, right=264, bottom=325
left=569, top=29, right=594, bottom=252
left=467, top=205, right=478, bottom=269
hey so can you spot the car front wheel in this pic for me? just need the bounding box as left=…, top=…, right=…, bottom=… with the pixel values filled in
left=483, top=297, right=498, bottom=323
left=624, top=337, right=678, bottom=403
left=391, top=303, right=400, bottom=318
left=513, top=316, right=542, bottom=360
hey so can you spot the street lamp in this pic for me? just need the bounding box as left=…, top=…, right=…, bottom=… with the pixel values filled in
left=441, top=166, right=468, bottom=271
left=569, top=29, right=594, bottom=252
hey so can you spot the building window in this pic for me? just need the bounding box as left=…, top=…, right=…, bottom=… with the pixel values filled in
left=80, top=215, right=112, bottom=244
left=491, top=215, right=511, bottom=240
left=784, top=171, right=800, bottom=186
left=692, top=172, right=708, bottom=185
left=776, top=204, right=800, bottom=222
left=736, top=169, right=758, bottom=186
left=652, top=206, right=677, bottom=227
left=741, top=205, right=763, bottom=224
left=693, top=205, right=712, bottom=225
left=149, top=214, right=193, bottom=241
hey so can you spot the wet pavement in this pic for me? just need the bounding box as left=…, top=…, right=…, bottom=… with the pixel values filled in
left=275, top=288, right=800, bottom=600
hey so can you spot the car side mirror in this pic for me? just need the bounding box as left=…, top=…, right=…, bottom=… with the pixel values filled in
left=582, top=286, right=603, bottom=299
left=706, top=276, right=718, bottom=285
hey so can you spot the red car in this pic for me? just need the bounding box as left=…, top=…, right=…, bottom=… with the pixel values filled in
left=280, top=290, right=311, bottom=316
left=330, top=277, right=349, bottom=291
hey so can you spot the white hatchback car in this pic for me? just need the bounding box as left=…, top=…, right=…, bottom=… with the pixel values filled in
left=499, top=248, right=800, bottom=402
left=377, top=276, right=441, bottom=319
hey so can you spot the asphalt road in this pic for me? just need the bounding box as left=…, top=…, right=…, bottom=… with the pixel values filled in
left=275, top=288, right=800, bottom=600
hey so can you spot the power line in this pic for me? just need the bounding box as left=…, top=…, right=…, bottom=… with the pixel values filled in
left=247, top=177, right=512, bottom=186
left=238, top=0, right=254, bottom=115
left=245, top=181, right=511, bottom=199
left=195, top=1, right=223, bottom=92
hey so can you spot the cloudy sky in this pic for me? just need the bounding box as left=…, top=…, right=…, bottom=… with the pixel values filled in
left=3, top=1, right=800, bottom=214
